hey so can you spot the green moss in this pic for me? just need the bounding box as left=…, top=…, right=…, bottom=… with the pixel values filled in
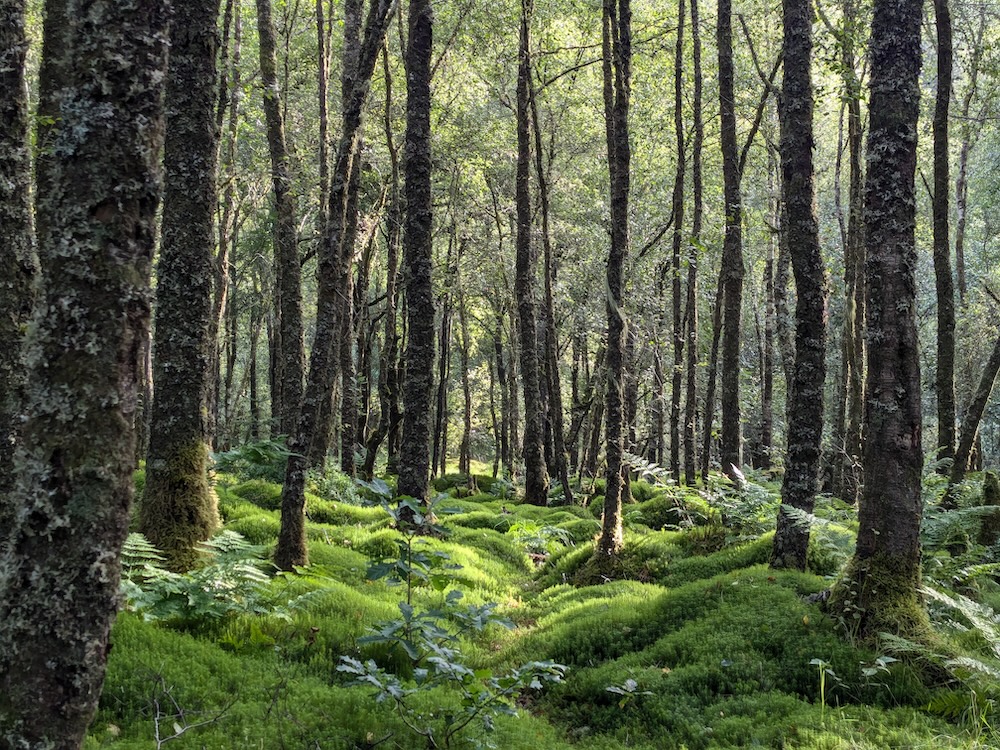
left=304, top=495, right=390, bottom=526
left=828, top=553, right=932, bottom=644
left=138, top=440, right=220, bottom=571
left=230, top=478, right=283, bottom=510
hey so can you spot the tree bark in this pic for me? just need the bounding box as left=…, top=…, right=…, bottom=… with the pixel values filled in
left=276, top=0, right=396, bottom=569
left=829, top=0, right=926, bottom=640
left=717, top=0, right=744, bottom=478
left=0, top=0, right=36, bottom=523
left=684, top=0, right=703, bottom=485
left=596, top=0, right=631, bottom=561
left=257, top=0, right=305, bottom=439
left=771, top=0, right=827, bottom=571
left=669, top=0, right=686, bottom=484
left=933, top=0, right=956, bottom=472
left=0, top=0, right=169, bottom=740
left=945, top=330, right=1000, bottom=503
left=140, top=0, right=224, bottom=571
left=397, top=0, right=435, bottom=503
left=516, top=0, right=550, bottom=505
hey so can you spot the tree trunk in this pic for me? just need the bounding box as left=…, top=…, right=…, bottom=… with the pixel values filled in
left=276, top=0, right=396, bottom=569
left=362, top=41, right=403, bottom=479
left=829, top=0, right=926, bottom=639
left=596, top=0, right=631, bottom=561
left=684, top=0, right=703, bottom=486
left=0, top=0, right=169, bottom=740
left=0, top=0, right=36, bottom=521
left=529, top=77, right=573, bottom=505
left=257, top=0, right=305, bottom=439
left=717, top=0, right=744, bottom=478
left=701, top=274, right=724, bottom=482
left=140, top=0, right=224, bottom=571
left=669, top=0, right=686, bottom=484
left=771, top=0, right=827, bottom=571
left=397, top=0, right=435, bottom=503
left=933, top=0, right=956, bottom=472
left=516, top=0, right=550, bottom=505
left=458, top=287, right=473, bottom=477
left=945, top=330, right=1000, bottom=503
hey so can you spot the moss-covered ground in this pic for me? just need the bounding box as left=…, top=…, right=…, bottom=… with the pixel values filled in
left=88, top=464, right=1000, bottom=749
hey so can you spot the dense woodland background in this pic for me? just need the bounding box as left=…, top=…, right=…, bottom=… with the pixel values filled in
left=6, top=0, right=1000, bottom=745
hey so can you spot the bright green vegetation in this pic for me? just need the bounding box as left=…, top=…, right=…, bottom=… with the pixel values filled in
left=85, top=463, right=1000, bottom=749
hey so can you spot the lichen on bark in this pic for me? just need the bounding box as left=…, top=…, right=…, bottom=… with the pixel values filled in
left=0, top=0, right=170, bottom=744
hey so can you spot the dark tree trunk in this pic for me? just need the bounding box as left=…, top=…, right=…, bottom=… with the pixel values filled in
left=717, top=0, right=744, bottom=478
left=596, top=0, right=631, bottom=561
left=933, top=0, right=956, bottom=471
left=0, top=0, right=36, bottom=520
left=829, top=0, right=926, bottom=639
left=771, top=0, right=827, bottom=571
left=276, top=0, right=396, bottom=569
left=954, top=9, right=985, bottom=305
left=669, top=0, right=686, bottom=484
left=362, top=41, right=403, bottom=479
left=701, top=274, right=724, bottom=482
left=257, top=0, right=305, bottom=439
left=397, top=0, right=435, bottom=503
left=458, top=287, right=473, bottom=476
left=945, top=330, right=1000, bottom=503
left=516, top=0, right=550, bottom=505
left=140, top=0, right=224, bottom=571
left=494, top=319, right=513, bottom=477
left=0, top=0, right=169, bottom=741
left=684, top=0, right=703, bottom=486
left=529, top=77, right=573, bottom=504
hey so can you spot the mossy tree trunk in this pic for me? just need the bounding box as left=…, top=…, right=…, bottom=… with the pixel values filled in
left=0, top=0, right=37, bottom=528
left=397, top=0, right=435, bottom=503
left=0, top=0, right=169, bottom=741
left=829, top=0, right=927, bottom=640
left=139, top=0, right=225, bottom=572
left=515, top=0, right=550, bottom=506
left=595, top=0, right=631, bottom=561
left=771, top=0, right=826, bottom=571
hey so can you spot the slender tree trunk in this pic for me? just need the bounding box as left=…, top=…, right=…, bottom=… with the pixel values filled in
left=945, top=331, right=1000, bottom=503
left=771, top=0, right=827, bottom=571
left=459, top=287, right=473, bottom=476
left=397, top=0, right=435, bottom=503
left=363, top=41, right=403, bottom=479
left=701, top=274, right=724, bottom=482
left=0, top=0, right=36, bottom=520
left=933, top=0, right=956, bottom=471
left=257, top=0, right=305, bottom=439
left=276, top=0, right=396, bottom=568
left=829, top=0, right=926, bottom=640
left=494, top=318, right=513, bottom=477
left=432, top=235, right=455, bottom=477
left=669, top=0, right=686, bottom=484
left=0, top=0, right=169, bottom=740
left=684, top=0, right=703, bottom=486
left=954, top=9, right=985, bottom=305
left=529, top=78, right=573, bottom=504
left=596, top=0, right=631, bottom=561
left=140, top=0, right=225, bottom=571
left=717, top=0, right=744, bottom=478
left=515, top=0, right=550, bottom=504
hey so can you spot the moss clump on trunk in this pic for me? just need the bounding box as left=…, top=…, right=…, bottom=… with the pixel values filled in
left=139, top=440, right=219, bottom=571
left=827, top=553, right=930, bottom=644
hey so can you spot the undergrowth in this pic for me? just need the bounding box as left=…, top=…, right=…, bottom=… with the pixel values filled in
left=82, top=460, right=1000, bottom=748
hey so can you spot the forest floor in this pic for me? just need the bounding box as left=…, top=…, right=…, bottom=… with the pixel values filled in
left=86, top=452, right=1000, bottom=749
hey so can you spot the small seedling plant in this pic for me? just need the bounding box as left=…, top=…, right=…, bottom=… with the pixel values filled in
left=339, top=492, right=566, bottom=748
